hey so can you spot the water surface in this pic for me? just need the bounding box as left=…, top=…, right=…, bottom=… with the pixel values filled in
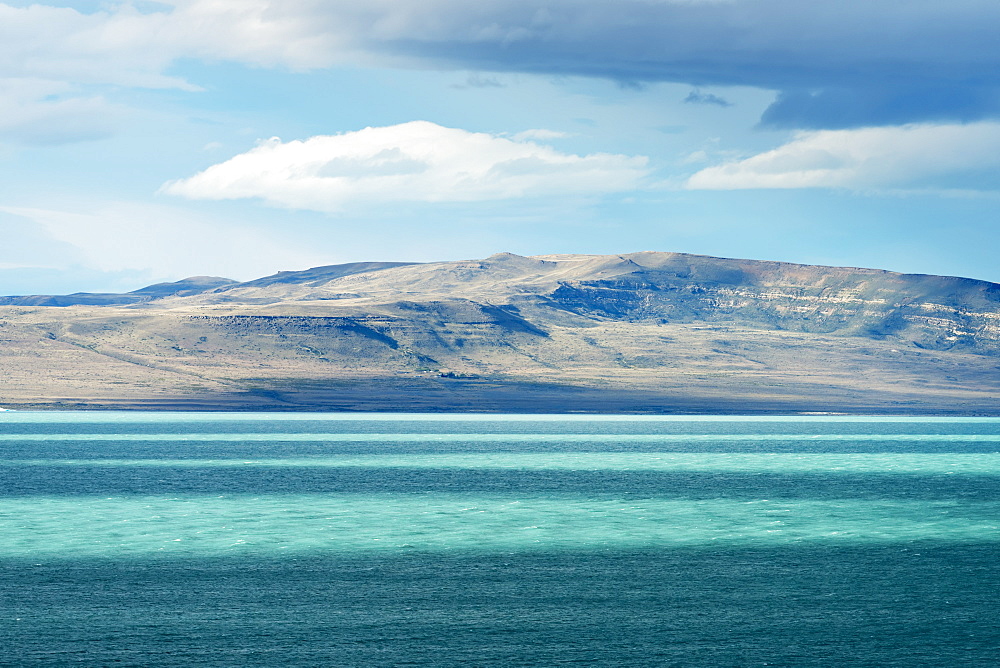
left=1, top=413, right=998, bottom=666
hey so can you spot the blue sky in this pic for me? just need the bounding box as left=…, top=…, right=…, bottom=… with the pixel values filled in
left=1, top=0, right=999, bottom=293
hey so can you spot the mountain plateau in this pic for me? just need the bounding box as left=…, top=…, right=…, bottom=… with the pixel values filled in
left=1, top=251, right=998, bottom=413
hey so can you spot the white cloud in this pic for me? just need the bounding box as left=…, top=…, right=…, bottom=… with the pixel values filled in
left=0, top=3, right=188, bottom=90
left=685, top=122, right=1000, bottom=190
left=0, top=0, right=364, bottom=144
left=0, top=1, right=355, bottom=89
left=162, top=121, right=649, bottom=211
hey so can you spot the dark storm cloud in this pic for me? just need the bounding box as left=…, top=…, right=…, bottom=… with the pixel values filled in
left=684, top=91, right=733, bottom=108
left=759, top=85, right=1000, bottom=129
left=354, top=0, right=1000, bottom=128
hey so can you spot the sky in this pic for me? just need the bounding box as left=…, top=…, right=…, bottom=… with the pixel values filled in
left=2, top=0, right=1000, bottom=294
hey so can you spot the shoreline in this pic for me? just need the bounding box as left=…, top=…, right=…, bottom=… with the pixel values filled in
left=4, top=376, right=997, bottom=416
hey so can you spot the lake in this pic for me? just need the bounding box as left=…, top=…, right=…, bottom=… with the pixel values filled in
left=1, top=413, right=998, bottom=666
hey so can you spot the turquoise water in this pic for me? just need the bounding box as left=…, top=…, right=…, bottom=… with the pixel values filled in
left=1, top=413, right=999, bottom=666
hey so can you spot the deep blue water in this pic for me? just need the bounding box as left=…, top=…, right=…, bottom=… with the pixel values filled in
left=1, top=413, right=998, bottom=666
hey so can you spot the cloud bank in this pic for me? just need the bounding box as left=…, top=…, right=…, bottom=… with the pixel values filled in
left=162, top=121, right=649, bottom=211
left=3, top=1, right=999, bottom=130
left=685, top=122, right=1000, bottom=190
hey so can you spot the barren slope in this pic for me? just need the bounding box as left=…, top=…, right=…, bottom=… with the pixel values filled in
left=2, top=252, right=998, bottom=413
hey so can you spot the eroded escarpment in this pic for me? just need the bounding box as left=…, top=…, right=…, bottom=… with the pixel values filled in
left=1, top=251, right=998, bottom=412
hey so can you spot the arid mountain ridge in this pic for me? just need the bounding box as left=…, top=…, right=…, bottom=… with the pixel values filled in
left=1, top=251, right=998, bottom=413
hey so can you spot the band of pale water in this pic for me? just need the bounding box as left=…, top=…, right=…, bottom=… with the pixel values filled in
left=1, top=413, right=997, bottom=560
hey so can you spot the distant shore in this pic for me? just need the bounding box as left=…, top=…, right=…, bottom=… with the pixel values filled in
left=3, top=377, right=997, bottom=416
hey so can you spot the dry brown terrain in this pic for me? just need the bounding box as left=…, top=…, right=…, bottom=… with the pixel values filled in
left=1, top=252, right=998, bottom=413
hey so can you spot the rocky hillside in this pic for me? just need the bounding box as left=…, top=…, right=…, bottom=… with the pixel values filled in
left=1, top=252, right=998, bottom=413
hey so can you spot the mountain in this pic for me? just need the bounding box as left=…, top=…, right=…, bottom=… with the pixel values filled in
left=0, top=276, right=237, bottom=306
left=1, top=251, right=998, bottom=413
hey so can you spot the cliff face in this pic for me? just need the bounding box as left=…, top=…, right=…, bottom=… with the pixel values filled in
left=1, top=252, right=998, bottom=413
left=537, top=254, right=1000, bottom=353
